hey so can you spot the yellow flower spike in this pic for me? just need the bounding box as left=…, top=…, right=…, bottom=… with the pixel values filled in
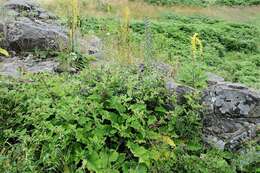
left=123, top=7, right=130, bottom=29
left=191, top=33, right=203, bottom=58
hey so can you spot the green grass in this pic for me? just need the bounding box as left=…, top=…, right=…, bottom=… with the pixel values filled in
left=80, top=13, right=260, bottom=88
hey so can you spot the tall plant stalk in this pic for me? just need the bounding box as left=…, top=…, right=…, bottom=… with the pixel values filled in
left=69, top=0, right=80, bottom=52
left=144, top=18, right=153, bottom=64
left=190, top=33, right=203, bottom=87
left=118, top=6, right=131, bottom=64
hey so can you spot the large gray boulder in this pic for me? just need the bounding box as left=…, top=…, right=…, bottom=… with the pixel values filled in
left=202, top=82, right=260, bottom=151
left=0, top=0, right=68, bottom=51
left=165, top=73, right=259, bottom=151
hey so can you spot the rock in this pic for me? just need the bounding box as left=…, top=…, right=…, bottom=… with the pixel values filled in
left=206, top=72, right=225, bottom=86
left=161, top=63, right=259, bottom=151
left=80, top=36, right=103, bottom=59
left=4, top=0, right=56, bottom=20
left=202, top=82, right=260, bottom=151
left=152, top=61, right=174, bottom=77
left=4, top=0, right=33, bottom=10
left=166, top=80, right=195, bottom=104
left=87, top=36, right=102, bottom=55
left=138, top=61, right=175, bottom=77
left=0, top=55, right=59, bottom=77
left=0, top=0, right=68, bottom=52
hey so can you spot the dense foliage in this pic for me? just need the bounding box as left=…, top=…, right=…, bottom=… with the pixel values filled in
left=143, top=0, right=260, bottom=6
left=1, top=66, right=258, bottom=172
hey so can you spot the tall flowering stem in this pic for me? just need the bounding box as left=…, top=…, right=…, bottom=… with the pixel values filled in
left=69, top=0, right=80, bottom=52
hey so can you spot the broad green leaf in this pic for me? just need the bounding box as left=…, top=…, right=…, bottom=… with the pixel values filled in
left=147, top=116, right=157, bottom=125
left=0, top=48, right=9, bottom=57
left=155, top=106, right=167, bottom=113
left=109, top=150, right=119, bottom=162
left=127, top=142, right=150, bottom=167
left=161, top=136, right=176, bottom=148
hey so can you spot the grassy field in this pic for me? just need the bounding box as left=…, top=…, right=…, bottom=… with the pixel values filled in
left=35, top=0, right=260, bottom=89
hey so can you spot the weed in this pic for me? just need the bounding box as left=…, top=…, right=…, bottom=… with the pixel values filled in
left=118, top=6, right=132, bottom=64
left=69, top=0, right=80, bottom=52
left=144, top=18, right=154, bottom=64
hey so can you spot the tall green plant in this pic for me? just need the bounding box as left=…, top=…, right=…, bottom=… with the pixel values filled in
left=69, top=0, right=80, bottom=52
left=178, top=33, right=206, bottom=88
left=118, top=7, right=132, bottom=64
left=144, top=18, right=154, bottom=64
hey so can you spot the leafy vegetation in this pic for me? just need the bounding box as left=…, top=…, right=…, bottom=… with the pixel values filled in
left=0, top=66, right=258, bottom=173
left=0, top=0, right=259, bottom=172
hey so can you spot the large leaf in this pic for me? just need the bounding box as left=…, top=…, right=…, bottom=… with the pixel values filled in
left=0, top=48, right=9, bottom=57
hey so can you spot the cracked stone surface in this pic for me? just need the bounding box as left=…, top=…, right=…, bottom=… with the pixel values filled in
left=202, top=82, right=260, bottom=151
left=165, top=72, right=259, bottom=151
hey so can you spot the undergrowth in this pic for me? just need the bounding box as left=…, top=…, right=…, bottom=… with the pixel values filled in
left=0, top=65, right=257, bottom=172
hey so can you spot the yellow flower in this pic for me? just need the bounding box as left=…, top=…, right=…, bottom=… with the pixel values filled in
left=191, top=33, right=203, bottom=56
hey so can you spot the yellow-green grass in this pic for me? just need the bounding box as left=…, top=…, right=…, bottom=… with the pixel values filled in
left=1, top=0, right=258, bottom=28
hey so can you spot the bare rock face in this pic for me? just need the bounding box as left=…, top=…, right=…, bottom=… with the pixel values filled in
left=0, top=0, right=68, bottom=51
left=202, top=82, right=260, bottom=151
